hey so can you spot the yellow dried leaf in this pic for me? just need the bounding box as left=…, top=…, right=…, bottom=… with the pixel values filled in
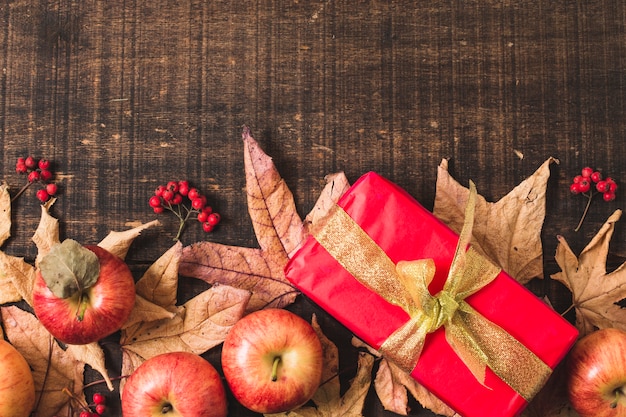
left=32, top=199, right=60, bottom=266
left=134, top=241, right=181, bottom=310
left=65, top=343, right=114, bottom=391
left=0, top=181, right=10, bottom=247
left=551, top=209, right=626, bottom=337
left=1, top=306, right=83, bottom=417
left=433, top=157, right=557, bottom=284
left=0, top=268, right=22, bottom=304
left=122, top=294, right=177, bottom=330
left=0, top=251, right=35, bottom=305
left=98, top=219, right=161, bottom=260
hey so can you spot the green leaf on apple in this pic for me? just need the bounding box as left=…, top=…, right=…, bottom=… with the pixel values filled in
left=39, top=239, right=100, bottom=299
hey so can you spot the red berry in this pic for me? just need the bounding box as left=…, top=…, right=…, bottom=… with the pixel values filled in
left=202, top=206, right=213, bottom=215
left=93, top=393, right=105, bottom=405
left=581, top=167, right=593, bottom=178
left=603, top=192, right=616, bottom=202
left=590, top=171, right=602, bottom=183
left=596, top=180, right=609, bottom=193
left=15, top=158, right=27, bottom=173
left=578, top=179, right=591, bottom=193
left=95, top=404, right=106, bottom=415
left=155, top=185, right=166, bottom=197
left=570, top=183, right=581, bottom=194
left=609, top=182, right=618, bottom=193
left=197, top=211, right=209, bottom=223
left=46, top=183, right=58, bottom=196
left=79, top=411, right=90, bottom=417
left=191, top=197, right=205, bottom=210
left=171, top=193, right=183, bottom=205
left=36, top=189, right=50, bottom=202
left=162, top=190, right=174, bottom=202
left=27, top=171, right=40, bottom=183
left=187, top=188, right=200, bottom=200
left=573, top=175, right=584, bottom=183
left=166, top=181, right=179, bottom=193
left=39, top=169, right=52, bottom=181
left=178, top=181, right=190, bottom=196
left=153, top=206, right=165, bottom=214
left=38, top=159, right=50, bottom=170
left=24, top=156, right=37, bottom=169
left=149, top=196, right=162, bottom=208
left=202, top=222, right=215, bottom=232
left=207, top=212, right=221, bottom=226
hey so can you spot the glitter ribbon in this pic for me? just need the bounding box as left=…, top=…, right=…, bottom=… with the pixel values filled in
left=314, top=182, right=552, bottom=401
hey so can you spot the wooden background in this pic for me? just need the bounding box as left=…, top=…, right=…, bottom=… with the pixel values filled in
left=2, top=1, right=626, bottom=416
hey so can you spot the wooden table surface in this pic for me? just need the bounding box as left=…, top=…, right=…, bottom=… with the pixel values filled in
left=2, top=1, right=626, bottom=416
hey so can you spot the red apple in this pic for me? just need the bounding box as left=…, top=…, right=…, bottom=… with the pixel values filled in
left=32, top=239, right=136, bottom=345
left=568, top=328, right=626, bottom=417
left=121, top=351, right=227, bottom=417
left=221, top=308, right=323, bottom=414
left=0, top=339, right=36, bottom=417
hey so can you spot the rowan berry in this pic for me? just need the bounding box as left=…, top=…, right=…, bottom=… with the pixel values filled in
left=46, top=183, right=58, bottom=196
left=187, top=188, right=200, bottom=200
left=153, top=206, right=165, bottom=214
left=162, top=190, right=174, bottom=202
left=24, top=155, right=36, bottom=169
left=197, top=211, right=209, bottom=223
left=27, top=171, right=40, bottom=183
left=191, top=197, right=205, bottom=210
left=178, top=181, right=190, bottom=196
left=149, top=196, right=162, bottom=208
left=202, top=222, right=214, bottom=232
left=155, top=185, right=166, bottom=197
left=39, top=169, right=52, bottom=181
left=79, top=411, right=90, bottom=417
left=95, top=404, right=106, bottom=415
left=207, top=212, right=221, bottom=226
left=36, top=189, right=50, bottom=203
left=171, top=193, right=184, bottom=205
left=15, top=158, right=27, bottom=173
left=92, top=393, right=105, bottom=405
left=38, top=159, right=51, bottom=170
left=571, top=166, right=618, bottom=232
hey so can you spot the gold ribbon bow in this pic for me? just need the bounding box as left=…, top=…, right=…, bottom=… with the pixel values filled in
left=314, top=181, right=552, bottom=401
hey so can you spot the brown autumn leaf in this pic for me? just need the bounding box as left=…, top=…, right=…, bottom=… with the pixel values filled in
left=268, top=317, right=375, bottom=417
left=551, top=209, right=626, bottom=337
left=98, top=219, right=161, bottom=260
left=433, top=157, right=557, bottom=285
left=0, top=181, right=10, bottom=246
left=0, top=252, right=29, bottom=304
left=180, top=127, right=304, bottom=312
left=2, top=305, right=84, bottom=417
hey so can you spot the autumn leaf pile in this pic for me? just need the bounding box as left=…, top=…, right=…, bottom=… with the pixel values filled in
left=1, top=128, right=624, bottom=417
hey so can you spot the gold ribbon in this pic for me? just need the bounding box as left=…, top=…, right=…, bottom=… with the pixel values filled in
left=314, top=181, right=552, bottom=401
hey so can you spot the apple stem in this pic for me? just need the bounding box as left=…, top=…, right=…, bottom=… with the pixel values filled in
left=612, top=387, right=626, bottom=409
left=75, top=293, right=89, bottom=321
left=162, top=403, right=173, bottom=414
left=271, top=356, right=281, bottom=382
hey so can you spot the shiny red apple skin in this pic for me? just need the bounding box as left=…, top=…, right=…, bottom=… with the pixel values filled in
left=221, top=308, right=323, bottom=414
left=121, top=351, right=227, bottom=417
left=568, top=328, right=626, bottom=417
left=0, top=339, right=36, bottom=417
left=32, top=244, right=136, bottom=345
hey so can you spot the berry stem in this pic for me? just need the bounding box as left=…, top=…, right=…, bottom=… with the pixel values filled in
left=10, top=182, right=33, bottom=203
left=574, top=192, right=595, bottom=232
left=271, top=356, right=281, bottom=382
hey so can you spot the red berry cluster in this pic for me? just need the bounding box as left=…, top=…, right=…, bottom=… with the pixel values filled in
left=78, top=392, right=107, bottom=417
left=570, top=166, right=618, bottom=231
left=149, top=180, right=221, bottom=240
left=14, top=155, right=58, bottom=203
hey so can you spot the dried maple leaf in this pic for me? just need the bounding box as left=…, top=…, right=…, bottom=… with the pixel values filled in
left=433, top=157, right=557, bottom=285
left=551, top=209, right=626, bottom=337
left=2, top=306, right=84, bottom=417
left=0, top=181, right=10, bottom=246
left=180, top=127, right=304, bottom=312
left=268, top=316, right=375, bottom=417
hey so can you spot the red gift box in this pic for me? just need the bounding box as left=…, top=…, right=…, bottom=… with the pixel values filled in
left=285, top=172, right=578, bottom=417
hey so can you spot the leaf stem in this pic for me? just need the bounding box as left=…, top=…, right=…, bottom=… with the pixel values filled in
left=10, top=181, right=33, bottom=203
left=574, top=192, right=595, bottom=232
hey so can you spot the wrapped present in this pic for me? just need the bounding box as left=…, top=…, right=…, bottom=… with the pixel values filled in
left=284, top=172, right=578, bottom=417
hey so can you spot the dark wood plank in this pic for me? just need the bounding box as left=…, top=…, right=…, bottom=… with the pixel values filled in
left=2, top=1, right=626, bottom=416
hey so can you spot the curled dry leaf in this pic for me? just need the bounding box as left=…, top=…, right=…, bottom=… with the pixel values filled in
left=0, top=252, right=30, bottom=304
left=98, top=219, right=161, bottom=260
left=1, top=306, right=84, bottom=417
left=268, top=317, right=375, bottom=417
left=551, top=209, right=626, bottom=337
left=0, top=181, right=10, bottom=246
left=434, top=157, right=557, bottom=285
left=32, top=199, right=60, bottom=266
left=134, top=241, right=181, bottom=311
left=180, top=127, right=304, bottom=312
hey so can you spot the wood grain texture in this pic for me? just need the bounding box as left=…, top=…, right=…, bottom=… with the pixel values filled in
left=2, top=1, right=626, bottom=416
